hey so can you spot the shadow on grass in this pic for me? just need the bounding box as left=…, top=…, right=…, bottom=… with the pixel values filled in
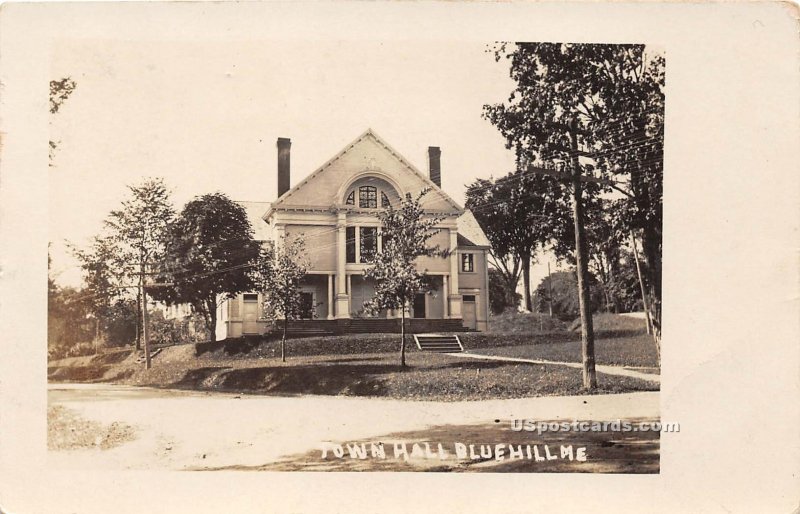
left=165, top=359, right=517, bottom=397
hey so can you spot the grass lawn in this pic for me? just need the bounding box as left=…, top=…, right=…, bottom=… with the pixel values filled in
left=470, top=333, right=660, bottom=369
left=48, top=313, right=659, bottom=400
left=49, top=348, right=657, bottom=401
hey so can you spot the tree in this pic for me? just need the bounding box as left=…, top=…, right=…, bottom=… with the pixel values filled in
left=104, top=178, right=176, bottom=369
left=484, top=42, right=664, bottom=346
left=70, top=235, right=124, bottom=347
left=155, top=193, right=261, bottom=340
left=534, top=270, right=602, bottom=320
left=488, top=268, right=521, bottom=314
left=49, top=77, right=77, bottom=165
left=363, top=189, right=448, bottom=368
left=465, top=171, right=566, bottom=312
left=254, top=235, right=309, bottom=362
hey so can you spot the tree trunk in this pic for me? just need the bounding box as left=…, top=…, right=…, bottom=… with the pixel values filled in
left=207, top=297, right=217, bottom=342
left=281, top=315, right=287, bottom=363
left=521, top=252, right=532, bottom=312
left=142, top=286, right=151, bottom=370
left=570, top=120, right=597, bottom=391
left=94, top=318, right=100, bottom=355
left=135, top=290, right=142, bottom=351
left=400, top=304, right=406, bottom=368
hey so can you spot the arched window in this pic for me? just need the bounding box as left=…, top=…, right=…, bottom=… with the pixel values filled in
left=343, top=177, right=399, bottom=209
left=358, top=186, right=377, bottom=208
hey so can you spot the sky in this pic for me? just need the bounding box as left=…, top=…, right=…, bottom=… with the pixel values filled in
left=49, top=39, right=567, bottom=290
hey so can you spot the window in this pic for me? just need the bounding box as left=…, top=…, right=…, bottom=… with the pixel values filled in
left=345, top=191, right=355, bottom=205
left=243, top=293, right=259, bottom=302
left=462, top=295, right=476, bottom=303
left=381, top=191, right=390, bottom=208
left=359, top=186, right=377, bottom=208
left=346, top=227, right=356, bottom=263
left=360, top=227, right=377, bottom=263
left=461, top=253, right=474, bottom=272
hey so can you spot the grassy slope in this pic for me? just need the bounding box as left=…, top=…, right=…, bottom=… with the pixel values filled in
left=48, top=314, right=659, bottom=400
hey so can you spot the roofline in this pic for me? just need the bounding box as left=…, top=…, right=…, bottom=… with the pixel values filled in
left=265, top=128, right=464, bottom=220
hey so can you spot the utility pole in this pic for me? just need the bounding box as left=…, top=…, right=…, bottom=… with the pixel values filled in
left=630, top=230, right=654, bottom=336
left=139, top=255, right=151, bottom=370
left=547, top=261, right=553, bottom=317
left=568, top=119, right=598, bottom=390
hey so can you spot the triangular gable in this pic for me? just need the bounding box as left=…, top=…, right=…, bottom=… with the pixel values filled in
left=269, top=129, right=463, bottom=215
left=456, top=210, right=492, bottom=248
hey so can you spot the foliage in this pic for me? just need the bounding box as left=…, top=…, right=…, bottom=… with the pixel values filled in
left=253, top=235, right=310, bottom=361
left=103, top=178, right=175, bottom=366
left=147, top=310, right=207, bottom=347
left=533, top=270, right=602, bottom=320
left=488, top=268, right=521, bottom=314
left=70, top=236, right=123, bottom=342
left=465, top=171, right=567, bottom=311
left=49, top=77, right=77, bottom=114
left=49, top=77, right=77, bottom=165
left=48, top=285, right=95, bottom=360
left=483, top=42, right=664, bottom=342
left=363, top=189, right=448, bottom=367
left=156, top=193, right=260, bottom=339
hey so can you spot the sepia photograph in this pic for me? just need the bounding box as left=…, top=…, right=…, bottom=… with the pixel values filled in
left=1, top=2, right=798, bottom=513
left=46, top=39, right=665, bottom=473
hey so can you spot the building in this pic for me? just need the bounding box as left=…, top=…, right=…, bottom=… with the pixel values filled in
left=215, top=129, right=491, bottom=341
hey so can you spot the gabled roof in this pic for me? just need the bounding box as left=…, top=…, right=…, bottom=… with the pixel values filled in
left=456, top=210, right=491, bottom=248
left=267, top=128, right=464, bottom=217
left=236, top=201, right=272, bottom=241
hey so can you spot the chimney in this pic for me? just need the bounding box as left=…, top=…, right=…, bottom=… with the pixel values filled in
left=277, top=137, right=291, bottom=198
left=428, top=146, right=441, bottom=187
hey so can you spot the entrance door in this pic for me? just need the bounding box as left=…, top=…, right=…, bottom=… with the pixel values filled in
left=242, top=294, right=259, bottom=334
left=462, top=295, right=477, bottom=330
left=300, top=292, right=314, bottom=320
left=413, top=293, right=426, bottom=319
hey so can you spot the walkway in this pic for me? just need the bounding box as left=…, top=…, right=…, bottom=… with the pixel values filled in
left=451, top=352, right=661, bottom=383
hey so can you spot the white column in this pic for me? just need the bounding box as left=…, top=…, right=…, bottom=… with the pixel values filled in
left=448, top=228, right=462, bottom=318
left=327, top=274, right=334, bottom=320
left=443, top=275, right=449, bottom=318
left=335, top=212, right=350, bottom=318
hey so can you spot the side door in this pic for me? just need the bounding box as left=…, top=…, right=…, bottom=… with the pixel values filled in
left=242, top=293, right=260, bottom=334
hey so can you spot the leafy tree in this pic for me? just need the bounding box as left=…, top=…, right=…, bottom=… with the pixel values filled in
left=70, top=235, right=123, bottom=345
left=254, top=235, right=309, bottom=362
left=534, top=270, right=601, bottom=320
left=104, top=178, right=175, bottom=368
left=465, top=170, right=567, bottom=311
left=363, top=190, right=448, bottom=368
left=155, top=193, right=261, bottom=340
left=484, top=42, right=664, bottom=346
left=488, top=268, right=521, bottom=314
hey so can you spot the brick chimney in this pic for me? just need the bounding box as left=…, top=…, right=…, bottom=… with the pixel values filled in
left=277, top=137, right=291, bottom=198
left=428, top=146, right=441, bottom=187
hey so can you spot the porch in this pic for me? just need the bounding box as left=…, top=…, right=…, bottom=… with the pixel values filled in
left=275, top=318, right=473, bottom=337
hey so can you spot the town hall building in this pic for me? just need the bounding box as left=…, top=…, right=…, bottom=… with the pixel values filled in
left=215, top=129, right=491, bottom=341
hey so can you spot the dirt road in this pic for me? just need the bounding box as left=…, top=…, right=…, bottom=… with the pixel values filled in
left=48, top=383, right=660, bottom=472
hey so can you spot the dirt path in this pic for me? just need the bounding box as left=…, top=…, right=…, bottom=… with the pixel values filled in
left=48, top=383, right=659, bottom=471
left=453, top=352, right=661, bottom=383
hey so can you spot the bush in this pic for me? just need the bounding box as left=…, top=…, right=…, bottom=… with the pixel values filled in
left=148, top=310, right=208, bottom=346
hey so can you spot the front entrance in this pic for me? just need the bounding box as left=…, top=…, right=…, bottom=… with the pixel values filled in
left=242, top=294, right=260, bottom=334
left=462, top=294, right=477, bottom=330
left=413, top=293, right=426, bottom=319
left=300, top=292, right=314, bottom=319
